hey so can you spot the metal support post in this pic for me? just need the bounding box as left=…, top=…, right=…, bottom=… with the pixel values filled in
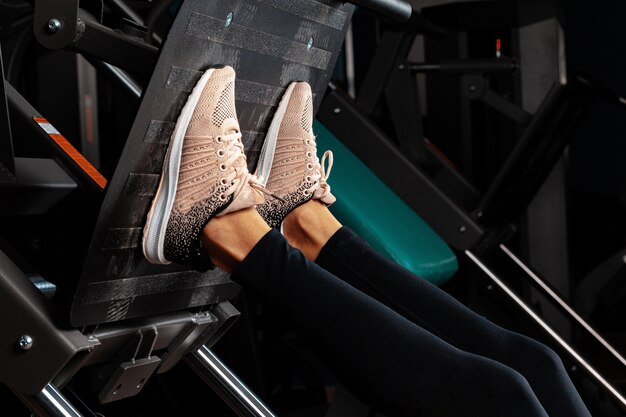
left=465, top=251, right=626, bottom=413
left=0, top=43, right=15, bottom=175
left=185, top=346, right=277, bottom=417
left=14, top=384, right=84, bottom=417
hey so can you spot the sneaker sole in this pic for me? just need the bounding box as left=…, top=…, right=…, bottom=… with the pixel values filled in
left=256, top=81, right=297, bottom=186
left=142, top=68, right=217, bottom=264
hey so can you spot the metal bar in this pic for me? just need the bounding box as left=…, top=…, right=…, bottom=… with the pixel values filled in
left=344, top=24, right=356, bottom=98
left=475, top=81, right=591, bottom=227
left=355, top=30, right=407, bottom=114
left=102, top=0, right=162, bottom=44
left=348, top=0, right=412, bottom=22
left=500, top=244, right=626, bottom=368
left=480, top=88, right=533, bottom=126
left=74, top=11, right=158, bottom=77
left=465, top=250, right=626, bottom=411
left=16, top=384, right=84, bottom=417
left=76, top=55, right=100, bottom=168
left=104, top=0, right=144, bottom=26
left=185, top=346, right=277, bottom=417
left=29, top=275, right=57, bottom=299
left=5, top=81, right=105, bottom=194
left=385, top=64, right=430, bottom=165
left=0, top=43, right=15, bottom=175
left=85, top=57, right=142, bottom=99
left=410, top=58, right=518, bottom=75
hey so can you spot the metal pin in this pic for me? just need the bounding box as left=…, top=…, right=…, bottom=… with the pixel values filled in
left=307, top=37, right=314, bottom=50
left=225, top=12, right=233, bottom=27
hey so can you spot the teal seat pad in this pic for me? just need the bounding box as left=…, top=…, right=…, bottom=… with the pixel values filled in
left=314, top=121, right=458, bottom=286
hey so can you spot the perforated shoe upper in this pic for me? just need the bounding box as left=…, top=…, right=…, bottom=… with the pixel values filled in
left=257, top=82, right=335, bottom=229
left=163, top=66, right=265, bottom=268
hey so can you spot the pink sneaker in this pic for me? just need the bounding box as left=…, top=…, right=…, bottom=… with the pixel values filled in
left=142, top=66, right=268, bottom=268
left=256, top=82, right=336, bottom=229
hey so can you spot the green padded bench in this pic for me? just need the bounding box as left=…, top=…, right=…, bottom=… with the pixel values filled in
left=314, top=121, right=458, bottom=286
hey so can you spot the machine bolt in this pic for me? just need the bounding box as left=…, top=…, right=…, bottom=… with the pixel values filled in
left=18, top=335, right=33, bottom=350
left=307, top=37, right=314, bottom=50
left=46, top=18, right=62, bottom=34
left=333, top=107, right=341, bottom=114
left=225, top=12, right=233, bottom=27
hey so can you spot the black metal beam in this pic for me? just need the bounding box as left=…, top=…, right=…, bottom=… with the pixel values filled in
left=319, top=86, right=484, bottom=251
left=475, top=77, right=596, bottom=227
left=5, top=80, right=105, bottom=194
left=73, top=11, right=158, bottom=78
left=384, top=63, right=431, bottom=166
left=356, top=29, right=408, bottom=115
left=410, top=58, right=518, bottom=75
left=0, top=44, right=15, bottom=175
left=348, top=0, right=411, bottom=23
left=33, top=1, right=158, bottom=78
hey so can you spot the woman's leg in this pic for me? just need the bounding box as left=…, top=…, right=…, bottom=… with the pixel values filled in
left=282, top=200, right=591, bottom=417
left=202, top=208, right=549, bottom=417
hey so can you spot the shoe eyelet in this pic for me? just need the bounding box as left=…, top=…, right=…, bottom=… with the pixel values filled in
left=220, top=178, right=228, bottom=185
left=305, top=176, right=312, bottom=182
left=219, top=163, right=227, bottom=171
left=306, top=163, right=313, bottom=170
left=306, top=139, right=312, bottom=145
left=217, top=149, right=225, bottom=157
left=303, top=190, right=311, bottom=196
left=306, top=152, right=312, bottom=158
left=215, top=136, right=222, bottom=143
left=219, top=193, right=227, bottom=201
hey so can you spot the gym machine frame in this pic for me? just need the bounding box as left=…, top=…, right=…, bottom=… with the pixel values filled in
left=0, top=0, right=411, bottom=416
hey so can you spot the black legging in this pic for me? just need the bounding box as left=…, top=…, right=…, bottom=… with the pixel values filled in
left=232, top=227, right=592, bottom=417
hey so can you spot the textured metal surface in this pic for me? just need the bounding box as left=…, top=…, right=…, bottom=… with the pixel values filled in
left=71, top=0, right=354, bottom=326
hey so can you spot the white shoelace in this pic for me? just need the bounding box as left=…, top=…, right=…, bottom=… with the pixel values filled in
left=306, top=149, right=333, bottom=198
left=220, top=131, right=284, bottom=202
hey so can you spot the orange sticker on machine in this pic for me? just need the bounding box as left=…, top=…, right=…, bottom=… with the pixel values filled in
left=33, top=117, right=107, bottom=189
